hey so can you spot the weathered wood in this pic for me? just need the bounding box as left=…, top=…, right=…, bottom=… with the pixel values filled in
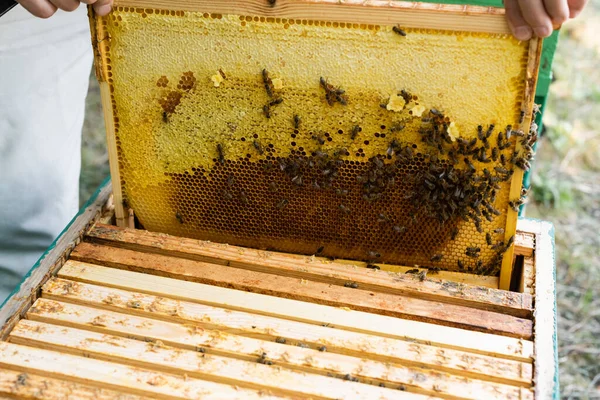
left=0, top=368, right=145, bottom=400
left=518, top=219, right=558, bottom=399
left=0, top=342, right=291, bottom=400
left=499, top=37, right=543, bottom=291
left=41, top=277, right=533, bottom=386
left=56, top=262, right=534, bottom=361
left=520, top=256, right=535, bottom=295
left=86, top=224, right=532, bottom=317
left=0, top=179, right=112, bottom=340
left=24, top=301, right=530, bottom=399
left=105, top=0, right=511, bottom=34
left=68, top=246, right=532, bottom=338
left=98, top=82, right=126, bottom=228
left=514, top=232, right=535, bottom=257
left=10, top=319, right=459, bottom=400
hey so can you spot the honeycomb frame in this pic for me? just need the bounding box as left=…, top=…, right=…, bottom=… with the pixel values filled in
left=89, top=0, right=542, bottom=290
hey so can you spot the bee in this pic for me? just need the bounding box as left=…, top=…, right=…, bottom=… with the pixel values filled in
left=239, top=190, right=249, bottom=205
left=269, top=97, right=283, bottom=106
left=344, top=281, right=359, bottom=289
left=344, top=374, right=359, bottom=382
left=519, top=110, right=525, bottom=124
left=276, top=198, right=289, bottom=209
left=486, top=233, right=493, bottom=245
left=478, top=148, right=491, bottom=163
left=418, top=270, right=428, bottom=281
left=318, top=346, right=327, bottom=352
left=494, top=228, right=505, bottom=234
left=430, top=254, right=443, bottom=262
left=217, top=144, right=225, bottom=164
left=390, top=123, right=405, bottom=132
left=315, top=246, right=325, bottom=256
left=367, top=250, right=381, bottom=259
left=162, top=111, right=169, bottom=123
left=275, top=337, right=286, bottom=344
left=430, top=108, right=442, bottom=116
left=486, top=124, right=495, bottom=138
left=366, top=264, right=380, bottom=270
left=334, top=188, right=348, bottom=197
left=450, top=227, right=459, bottom=240
left=393, top=225, right=406, bottom=234
left=262, top=69, right=274, bottom=97
left=258, top=353, right=273, bottom=365
left=477, top=125, right=484, bottom=140
left=377, top=213, right=390, bottom=223
left=253, top=140, right=264, bottom=155
left=263, top=104, right=272, bottom=118
left=506, top=235, right=515, bottom=248
left=350, top=125, right=361, bottom=140
left=222, top=189, right=234, bottom=200
left=463, top=157, right=476, bottom=171
left=457, top=260, right=465, bottom=270
left=491, top=147, right=499, bottom=161
left=392, top=25, right=407, bottom=36
left=267, top=0, right=276, bottom=5
left=218, top=68, right=226, bottom=79
left=405, top=268, right=419, bottom=274
left=508, top=200, right=521, bottom=212
left=491, top=241, right=505, bottom=250
left=16, top=373, right=27, bottom=386
left=475, top=260, right=484, bottom=270
left=176, top=212, right=184, bottom=224
left=268, top=182, right=278, bottom=193
left=312, top=135, right=326, bottom=145
left=339, top=204, right=351, bottom=214
left=293, top=115, right=301, bottom=129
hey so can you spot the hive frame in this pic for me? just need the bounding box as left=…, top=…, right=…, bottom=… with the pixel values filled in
left=89, top=0, right=542, bottom=290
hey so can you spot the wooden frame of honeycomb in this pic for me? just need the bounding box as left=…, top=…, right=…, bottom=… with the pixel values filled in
left=89, top=0, right=542, bottom=290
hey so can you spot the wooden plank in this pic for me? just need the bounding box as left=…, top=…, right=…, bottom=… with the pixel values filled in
left=106, top=0, right=511, bottom=34
left=0, top=368, right=145, bottom=400
left=67, top=247, right=532, bottom=338
left=10, top=320, right=454, bottom=400
left=520, top=256, right=535, bottom=295
left=514, top=232, right=535, bottom=257
left=0, top=342, right=290, bottom=400
left=24, top=301, right=531, bottom=399
left=41, top=277, right=533, bottom=386
left=86, top=224, right=531, bottom=317
left=518, top=219, right=558, bottom=399
left=55, top=262, right=534, bottom=361
left=0, top=179, right=112, bottom=340
left=499, top=37, right=543, bottom=290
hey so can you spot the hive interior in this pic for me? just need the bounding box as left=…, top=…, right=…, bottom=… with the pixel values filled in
left=93, top=6, right=538, bottom=275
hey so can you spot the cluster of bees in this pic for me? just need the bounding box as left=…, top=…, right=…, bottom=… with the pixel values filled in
left=199, top=68, right=539, bottom=277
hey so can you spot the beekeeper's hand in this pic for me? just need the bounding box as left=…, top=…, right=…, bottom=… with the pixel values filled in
left=505, top=0, right=588, bottom=40
left=17, top=0, right=112, bottom=18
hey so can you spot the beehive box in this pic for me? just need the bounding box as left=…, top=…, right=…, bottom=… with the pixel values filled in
left=0, top=0, right=559, bottom=398
left=90, top=0, right=542, bottom=290
left=0, top=181, right=558, bottom=399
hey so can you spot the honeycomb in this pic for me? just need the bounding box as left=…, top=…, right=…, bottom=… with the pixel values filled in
left=91, top=7, right=538, bottom=275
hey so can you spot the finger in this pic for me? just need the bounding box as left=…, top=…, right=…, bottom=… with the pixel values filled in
left=567, top=0, right=588, bottom=17
left=517, top=0, right=554, bottom=37
left=504, top=0, right=533, bottom=41
left=17, top=0, right=57, bottom=18
left=48, top=0, right=80, bottom=12
left=543, top=0, right=569, bottom=24
left=92, top=0, right=112, bottom=16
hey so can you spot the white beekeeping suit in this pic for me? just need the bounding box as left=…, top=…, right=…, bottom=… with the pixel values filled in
left=0, top=5, right=92, bottom=303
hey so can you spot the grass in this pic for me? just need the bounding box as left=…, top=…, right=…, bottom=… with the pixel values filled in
left=79, top=11, right=600, bottom=397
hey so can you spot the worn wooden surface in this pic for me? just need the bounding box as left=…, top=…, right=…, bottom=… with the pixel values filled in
left=56, top=260, right=534, bottom=361
left=514, top=231, right=535, bottom=258
left=0, top=368, right=146, bottom=400
left=0, top=342, right=292, bottom=400
left=86, top=224, right=532, bottom=317
left=0, top=180, right=112, bottom=340
left=40, top=277, right=533, bottom=386
left=69, top=245, right=532, bottom=338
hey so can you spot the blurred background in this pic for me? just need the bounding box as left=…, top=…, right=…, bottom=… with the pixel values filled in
left=79, top=6, right=600, bottom=398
